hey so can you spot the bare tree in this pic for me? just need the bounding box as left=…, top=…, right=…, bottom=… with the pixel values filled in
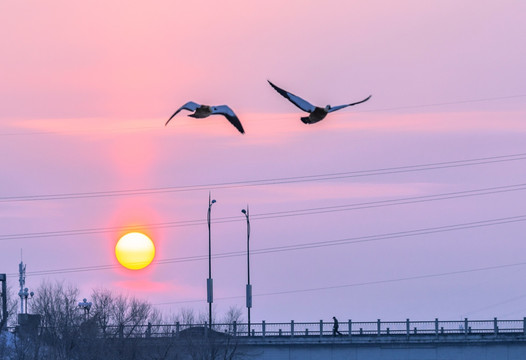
left=90, top=287, right=113, bottom=336
left=177, top=308, right=197, bottom=325
left=29, top=282, right=161, bottom=360
left=89, top=288, right=175, bottom=360
left=172, top=306, right=246, bottom=360
left=221, top=306, right=245, bottom=336
left=30, top=281, right=83, bottom=360
left=7, top=285, right=19, bottom=328
left=1, top=283, right=41, bottom=360
left=0, top=284, right=19, bottom=329
left=6, top=330, right=42, bottom=360
left=6, top=281, right=249, bottom=360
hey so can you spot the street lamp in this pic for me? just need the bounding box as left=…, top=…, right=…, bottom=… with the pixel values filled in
left=241, top=206, right=251, bottom=336
left=207, top=192, right=216, bottom=329
left=78, top=298, right=92, bottom=321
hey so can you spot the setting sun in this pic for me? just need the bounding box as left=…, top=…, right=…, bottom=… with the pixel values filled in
left=115, top=232, right=155, bottom=270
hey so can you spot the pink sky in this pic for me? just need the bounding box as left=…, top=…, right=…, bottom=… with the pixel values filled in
left=1, top=1, right=526, bottom=323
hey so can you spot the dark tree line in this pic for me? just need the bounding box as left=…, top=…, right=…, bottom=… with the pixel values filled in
left=0, top=281, right=247, bottom=360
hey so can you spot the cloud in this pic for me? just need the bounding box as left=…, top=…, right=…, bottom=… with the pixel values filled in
left=5, top=108, right=525, bottom=144
left=6, top=117, right=159, bottom=137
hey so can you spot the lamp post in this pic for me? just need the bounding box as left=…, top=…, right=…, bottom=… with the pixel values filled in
left=78, top=298, right=92, bottom=321
left=241, top=206, right=251, bottom=336
left=207, top=193, right=216, bottom=329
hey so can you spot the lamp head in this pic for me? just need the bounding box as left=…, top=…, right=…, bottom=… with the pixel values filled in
left=241, top=209, right=246, bottom=214
left=211, top=199, right=216, bottom=204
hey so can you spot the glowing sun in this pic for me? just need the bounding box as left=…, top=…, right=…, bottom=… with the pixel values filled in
left=115, top=232, right=155, bottom=270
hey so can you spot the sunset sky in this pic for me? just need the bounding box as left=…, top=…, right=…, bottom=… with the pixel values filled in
left=1, top=1, right=526, bottom=323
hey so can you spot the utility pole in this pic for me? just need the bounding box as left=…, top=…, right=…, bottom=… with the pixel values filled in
left=207, top=193, right=216, bottom=329
left=242, top=205, right=252, bottom=336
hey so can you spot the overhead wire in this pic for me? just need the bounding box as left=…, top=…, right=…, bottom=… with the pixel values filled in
left=153, top=260, right=526, bottom=305
left=1, top=152, right=526, bottom=203
left=2, top=182, right=526, bottom=241
left=464, top=293, right=526, bottom=317
left=1, top=94, right=525, bottom=308
left=5, top=214, right=526, bottom=277
left=361, top=94, right=526, bottom=113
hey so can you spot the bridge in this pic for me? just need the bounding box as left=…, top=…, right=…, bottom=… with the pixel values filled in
left=103, top=317, right=526, bottom=359
left=114, top=317, right=526, bottom=338
left=7, top=317, right=526, bottom=359
left=229, top=318, right=526, bottom=359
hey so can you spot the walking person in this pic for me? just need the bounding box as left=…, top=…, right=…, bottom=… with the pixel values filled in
left=332, top=316, right=343, bottom=336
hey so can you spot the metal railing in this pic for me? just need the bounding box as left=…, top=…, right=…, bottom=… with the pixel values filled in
left=222, top=318, right=526, bottom=337
left=7, top=318, right=526, bottom=339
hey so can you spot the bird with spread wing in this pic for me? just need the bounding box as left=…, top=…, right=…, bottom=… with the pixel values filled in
left=165, top=101, right=245, bottom=134
left=268, top=80, right=371, bottom=124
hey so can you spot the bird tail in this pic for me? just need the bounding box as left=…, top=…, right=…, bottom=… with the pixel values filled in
left=301, top=116, right=320, bottom=124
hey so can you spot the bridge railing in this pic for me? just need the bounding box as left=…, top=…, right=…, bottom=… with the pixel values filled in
left=7, top=318, right=526, bottom=338
left=216, top=318, right=526, bottom=337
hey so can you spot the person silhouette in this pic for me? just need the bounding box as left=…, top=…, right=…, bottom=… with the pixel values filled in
left=332, top=316, right=343, bottom=336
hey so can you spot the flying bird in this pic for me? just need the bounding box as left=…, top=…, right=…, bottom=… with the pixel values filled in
left=165, top=101, right=245, bottom=134
left=268, top=80, right=371, bottom=124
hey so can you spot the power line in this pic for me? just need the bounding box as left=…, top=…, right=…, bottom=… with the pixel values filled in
left=2, top=182, right=526, bottom=241
left=250, top=183, right=526, bottom=220
left=1, top=152, right=525, bottom=203
left=464, top=293, right=526, bottom=317
left=153, top=260, right=526, bottom=305
left=6, top=214, right=526, bottom=277
left=362, top=94, right=526, bottom=113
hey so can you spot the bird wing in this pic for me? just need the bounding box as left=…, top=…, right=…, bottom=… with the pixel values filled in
left=165, top=101, right=201, bottom=126
left=212, top=105, right=245, bottom=134
left=267, top=80, right=316, bottom=113
left=327, top=95, right=372, bottom=113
